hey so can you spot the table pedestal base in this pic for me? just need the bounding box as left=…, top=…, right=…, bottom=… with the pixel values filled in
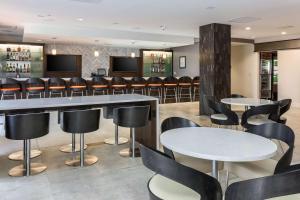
left=212, top=160, right=218, bottom=180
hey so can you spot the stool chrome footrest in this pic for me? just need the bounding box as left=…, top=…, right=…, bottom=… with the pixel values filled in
left=8, top=163, right=47, bottom=177
left=65, top=155, right=98, bottom=167
left=8, top=149, right=42, bottom=161
left=104, top=137, right=128, bottom=145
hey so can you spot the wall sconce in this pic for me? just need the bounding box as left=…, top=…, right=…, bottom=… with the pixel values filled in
left=131, top=52, right=136, bottom=58
left=94, top=50, right=99, bottom=57
left=51, top=49, right=57, bottom=55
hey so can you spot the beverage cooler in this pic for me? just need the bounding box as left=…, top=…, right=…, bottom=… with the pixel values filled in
left=0, top=43, right=44, bottom=78
left=259, top=52, right=278, bottom=100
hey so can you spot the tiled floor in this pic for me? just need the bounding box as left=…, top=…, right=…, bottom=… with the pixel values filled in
left=0, top=102, right=299, bottom=200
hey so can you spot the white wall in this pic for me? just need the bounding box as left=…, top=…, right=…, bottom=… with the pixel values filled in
left=278, top=50, right=300, bottom=107
left=231, top=44, right=260, bottom=98
left=172, top=43, right=199, bottom=77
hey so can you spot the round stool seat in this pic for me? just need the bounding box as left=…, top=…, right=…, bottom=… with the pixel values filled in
left=9, top=163, right=47, bottom=177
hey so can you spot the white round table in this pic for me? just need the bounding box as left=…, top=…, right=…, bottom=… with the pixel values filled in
left=160, top=127, right=277, bottom=179
left=221, top=98, right=274, bottom=107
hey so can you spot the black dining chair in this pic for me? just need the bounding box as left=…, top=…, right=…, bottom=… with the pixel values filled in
left=225, top=169, right=300, bottom=200
left=241, top=104, right=280, bottom=130
left=207, top=97, right=239, bottom=128
left=276, top=99, right=292, bottom=124
left=140, top=144, right=223, bottom=200
left=161, top=117, right=214, bottom=173
left=225, top=123, right=295, bottom=180
left=230, top=94, right=245, bottom=98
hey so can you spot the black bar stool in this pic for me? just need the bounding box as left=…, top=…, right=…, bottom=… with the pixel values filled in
left=60, top=109, right=100, bottom=167
left=5, top=112, right=49, bottom=177
left=103, top=107, right=129, bottom=145
left=48, top=77, right=66, bottom=97
left=69, top=77, right=87, bottom=97
left=25, top=78, right=45, bottom=99
left=163, top=76, right=178, bottom=103
left=1, top=78, right=22, bottom=100
left=114, top=106, right=150, bottom=158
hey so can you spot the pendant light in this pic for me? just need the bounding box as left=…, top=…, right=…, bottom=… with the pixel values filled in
left=51, top=37, right=57, bottom=55
left=130, top=41, right=136, bottom=58
left=94, top=40, right=99, bottom=57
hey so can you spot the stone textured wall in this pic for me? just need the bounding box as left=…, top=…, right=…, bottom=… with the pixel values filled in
left=45, top=44, right=139, bottom=77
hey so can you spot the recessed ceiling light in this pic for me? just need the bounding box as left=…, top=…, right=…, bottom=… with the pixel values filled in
left=112, top=22, right=119, bottom=25
left=281, top=31, right=287, bottom=35
left=162, top=43, right=167, bottom=46
left=36, top=39, right=43, bottom=42
left=131, top=41, right=136, bottom=45
left=245, top=27, right=251, bottom=31
left=160, top=25, right=167, bottom=31
left=95, top=39, right=99, bottom=42
left=132, top=27, right=141, bottom=30
left=77, top=18, right=84, bottom=21
left=206, top=6, right=216, bottom=10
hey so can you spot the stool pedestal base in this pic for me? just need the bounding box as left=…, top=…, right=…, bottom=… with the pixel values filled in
left=8, top=149, right=42, bottom=161
left=65, top=155, right=98, bottom=167
left=59, top=143, right=87, bottom=153
left=119, top=148, right=140, bottom=157
left=104, top=137, right=128, bottom=145
left=8, top=163, right=47, bottom=177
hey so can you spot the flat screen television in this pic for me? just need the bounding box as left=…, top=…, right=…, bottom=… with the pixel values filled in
left=47, top=55, right=79, bottom=72
left=111, top=57, right=139, bottom=72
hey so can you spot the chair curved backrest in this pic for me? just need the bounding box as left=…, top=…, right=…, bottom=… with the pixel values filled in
left=111, top=77, right=127, bottom=85
left=225, top=169, right=300, bottom=200
left=131, top=77, right=146, bottom=84
left=207, top=98, right=239, bottom=125
left=1, top=78, right=21, bottom=91
left=161, top=117, right=200, bottom=159
left=247, top=123, right=295, bottom=174
left=113, top=105, right=150, bottom=128
left=26, top=78, right=45, bottom=87
left=192, top=76, right=200, bottom=83
left=148, top=77, right=162, bottom=84
left=241, top=104, right=280, bottom=130
left=178, top=76, right=192, bottom=83
left=230, top=94, right=244, bottom=98
left=92, top=77, right=108, bottom=85
left=163, top=76, right=178, bottom=84
left=48, top=77, right=66, bottom=86
left=140, top=144, right=222, bottom=200
left=69, top=77, right=86, bottom=86
left=277, top=99, right=292, bottom=123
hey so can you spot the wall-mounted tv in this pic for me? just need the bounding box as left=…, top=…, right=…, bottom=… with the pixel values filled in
left=111, top=56, right=139, bottom=72
left=46, top=55, right=80, bottom=72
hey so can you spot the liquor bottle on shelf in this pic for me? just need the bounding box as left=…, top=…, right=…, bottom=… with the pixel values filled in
left=27, top=64, right=31, bottom=73
left=23, top=65, right=26, bottom=73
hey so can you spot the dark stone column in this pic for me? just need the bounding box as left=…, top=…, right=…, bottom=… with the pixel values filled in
left=199, top=23, right=231, bottom=115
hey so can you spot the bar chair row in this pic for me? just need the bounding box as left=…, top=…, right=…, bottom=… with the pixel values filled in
left=5, top=105, right=150, bottom=177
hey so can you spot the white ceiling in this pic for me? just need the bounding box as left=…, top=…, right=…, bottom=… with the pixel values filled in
left=1, top=0, right=300, bottom=48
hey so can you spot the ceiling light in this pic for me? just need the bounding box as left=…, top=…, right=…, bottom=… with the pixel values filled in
left=160, top=25, right=167, bottom=31
left=51, top=49, right=57, bottom=55
left=52, top=37, right=57, bottom=55
left=131, top=52, right=136, bottom=58
left=77, top=18, right=84, bottom=21
left=112, top=22, right=119, bottom=25
left=36, top=39, right=42, bottom=42
left=245, top=27, right=251, bottom=31
left=281, top=31, right=287, bottom=35
left=206, top=6, right=216, bottom=10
